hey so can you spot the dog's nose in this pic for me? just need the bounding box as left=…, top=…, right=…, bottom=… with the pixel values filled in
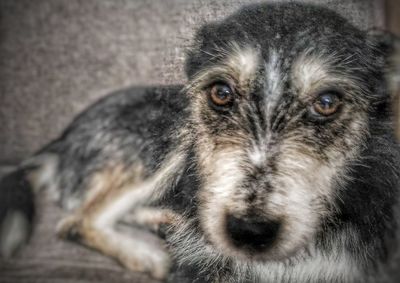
left=226, top=214, right=280, bottom=251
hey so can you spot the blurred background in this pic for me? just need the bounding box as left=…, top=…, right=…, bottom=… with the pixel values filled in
left=0, top=1, right=399, bottom=282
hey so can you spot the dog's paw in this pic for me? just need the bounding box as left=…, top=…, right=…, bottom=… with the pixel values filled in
left=118, top=244, right=171, bottom=280
left=56, top=216, right=83, bottom=242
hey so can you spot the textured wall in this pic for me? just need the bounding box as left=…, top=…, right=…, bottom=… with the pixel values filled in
left=0, top=0, right=384, bottom=164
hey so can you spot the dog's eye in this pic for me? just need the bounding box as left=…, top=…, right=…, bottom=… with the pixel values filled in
left=312, top=91, right=342, bottom=116
left=209, top=83, right=234, bottom=108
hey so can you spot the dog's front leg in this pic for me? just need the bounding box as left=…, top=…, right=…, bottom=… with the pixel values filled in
left=56, top=160, right=182, bottom=280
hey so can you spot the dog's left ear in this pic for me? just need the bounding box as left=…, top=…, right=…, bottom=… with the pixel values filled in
left=368, top=29, right=400, bottom=138
left=368, top=29, right=400, bottom=97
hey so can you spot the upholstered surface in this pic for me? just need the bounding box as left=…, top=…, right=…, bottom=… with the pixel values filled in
left=0, top=1, right=386, bottom=282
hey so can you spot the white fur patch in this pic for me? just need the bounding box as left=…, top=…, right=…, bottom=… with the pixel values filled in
left=186, top=43, right=259, bottom=93
left=248, top=146, right=267, bottom=167
left=254, top=229, right=361, bottom=282
left=292, top=53, right=331, bottom=96
left=247, top=49, right=284, bottom=167
left=227, top=44, right=259, bottom=84
left=265, top=49, right=283, bottom=99
left=198, top=147, right=248, bottom=256
left=291, top=51, right=364, bottom=99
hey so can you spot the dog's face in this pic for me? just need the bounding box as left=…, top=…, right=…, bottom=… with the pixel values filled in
left=180, top=3, right=390, bottom=264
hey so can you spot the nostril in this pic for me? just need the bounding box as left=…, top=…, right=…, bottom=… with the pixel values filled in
left=226, top=214, right=280, bottom=251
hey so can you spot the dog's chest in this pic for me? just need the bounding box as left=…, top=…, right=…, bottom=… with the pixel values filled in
left=253, top=247, right=360, bottom=283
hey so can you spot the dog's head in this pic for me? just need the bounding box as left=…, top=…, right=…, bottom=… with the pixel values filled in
left=176, top=3, right=398, bottom=265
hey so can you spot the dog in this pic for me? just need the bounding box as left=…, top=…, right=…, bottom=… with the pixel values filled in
left=1, top=2, right=400, bottom=282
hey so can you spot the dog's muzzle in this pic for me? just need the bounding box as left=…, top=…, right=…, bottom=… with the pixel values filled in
left=226, top=214, right=281, bottom=252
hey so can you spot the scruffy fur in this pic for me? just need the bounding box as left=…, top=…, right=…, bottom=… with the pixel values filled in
left=1, top=3, right=400, bottom=283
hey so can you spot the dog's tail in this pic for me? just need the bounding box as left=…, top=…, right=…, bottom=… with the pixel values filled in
left=0, top=166, right=35, bottom=258
left=0, top=154, right=58, bottom=258
left=0, top=165, right=37, bottom=258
